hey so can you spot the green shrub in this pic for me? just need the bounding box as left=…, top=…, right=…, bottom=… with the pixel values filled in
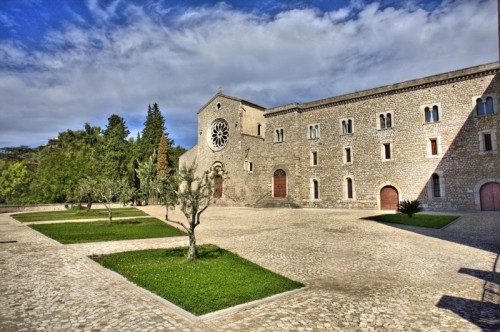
left=398, top=199, right=423, bottom=218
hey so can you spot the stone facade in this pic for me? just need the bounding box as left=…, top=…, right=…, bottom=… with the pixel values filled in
left=180, top=62, right=500, bottom=211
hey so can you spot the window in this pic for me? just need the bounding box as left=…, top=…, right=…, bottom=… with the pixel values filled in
left=484, top=133, right=492, bottom=151
left=378, top=112, right=393, bottom=130
left=248, top=162, right=254, bottom=172
left=311, top=179, right=319, bottom=199
left=257, top=124, right=262, bottom=136
left=432, top=174, right=441, bottom=198
left=423, top=104, right=441, bottom=123
left=346, top=178, right=353, bottom=199
left=382, top=143, right=392, bottom=160
left=479, top=130, right=497, bottom=153
left=344, top=147, right=352, bottom=163
left=340, top=118, right=353, bottom=134
left=430, top=139, right=438, bottom=155
left=308, top=124, right=320, bottom=139
left=311, top=151, right=318, bottom=166
left=476, top=96, right=495, bottom=116
left=275, top=128, right=284, bottom=142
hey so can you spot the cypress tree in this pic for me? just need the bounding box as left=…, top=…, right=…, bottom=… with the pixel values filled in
left=157, top=133, right=168, bottom=178
left=101, top=114, right=130, bottom=181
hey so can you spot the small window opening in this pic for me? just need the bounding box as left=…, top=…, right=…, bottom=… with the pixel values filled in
left=257, top=124, right=262, bottom=136
left=347, top=178, right=353, bottom=199
left=216, top=102, right=221, bottom=110
left=345, top=148, right=351, bottom=163
left=430, top=139, right=438, bottom=155
left=313, top=180, right=319, bottom=199
left=432, top=174, right=441, bottom=198
left=312, top=151, right=318, bottom=166
left=384, top=143, right=391, bottom=159
left=484, top=133, right=493, bottom=151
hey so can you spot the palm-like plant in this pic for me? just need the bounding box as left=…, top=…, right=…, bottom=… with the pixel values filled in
left=398, top=200, right=423, bottom=218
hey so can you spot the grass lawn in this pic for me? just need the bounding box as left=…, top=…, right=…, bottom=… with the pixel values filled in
left=29, top=218, right=185, bottom=244
left=12, top=207, right=147, bottom=222
left=362, top=213, right=459, bottom=229
left=91, top=245, right=304, bottom=316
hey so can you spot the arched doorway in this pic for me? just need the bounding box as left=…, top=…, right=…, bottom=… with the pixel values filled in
left=213, top=175, right=223, bottom=198
left=274, top=169, right=286, bottom=197
left=380, top=186, right=399, bottom=210
left=480, top=182, right=500, bottom=211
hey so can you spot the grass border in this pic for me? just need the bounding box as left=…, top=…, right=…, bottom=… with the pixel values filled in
left=361, top=213, right=460, bottom=229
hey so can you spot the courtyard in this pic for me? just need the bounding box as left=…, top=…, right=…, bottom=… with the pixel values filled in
left=1, top=206, right=499, bottom=331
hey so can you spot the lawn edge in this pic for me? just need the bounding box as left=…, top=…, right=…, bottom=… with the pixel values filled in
left=86, top=249, right=307, bottom=322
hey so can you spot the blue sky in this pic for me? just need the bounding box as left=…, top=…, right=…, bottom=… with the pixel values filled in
left=0, top=0, right=497, bottom=149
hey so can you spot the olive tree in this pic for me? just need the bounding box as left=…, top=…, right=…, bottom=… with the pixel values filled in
left=166, top=163, right=217, bottom=260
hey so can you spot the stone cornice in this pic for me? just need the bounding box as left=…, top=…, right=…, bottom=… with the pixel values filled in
left=265, top=62, right=499, bottom=118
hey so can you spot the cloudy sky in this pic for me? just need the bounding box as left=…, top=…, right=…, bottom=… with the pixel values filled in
left=0, top=0, right=498, bottom=149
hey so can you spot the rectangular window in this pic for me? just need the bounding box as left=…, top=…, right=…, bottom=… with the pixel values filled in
left=345, top=148, right=351, bottom=163
left=311, top=151, right=318, bottom=166
left=430, top=139, right=438, bottom=155
left=384, top=143, right=391, bottom=159
left=484, top=133, right=492, bottom=151
left=249, top=162, right=254, bottom=172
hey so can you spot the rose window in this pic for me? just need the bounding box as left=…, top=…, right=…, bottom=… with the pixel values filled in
left=208, top=119, right=229, bottom=151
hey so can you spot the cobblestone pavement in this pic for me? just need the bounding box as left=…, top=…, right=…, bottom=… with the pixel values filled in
left=1, top=207, right=499, bottom=331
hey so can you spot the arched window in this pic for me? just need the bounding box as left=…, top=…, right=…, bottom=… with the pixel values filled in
left=432, top=105, right=439, bottom=122
left=424, top=107, right=431, bottom=122
left=486, top=97, right=494, bottom=114
left=432, top=173, right=441, bottom=198
left=347, top=119, right=352, bottom=133
left=386, top=113, right=392, bottom=128
left=342, top=120, right=347, bottom=134
left=379, top=114, right=386, bottom=129
left=346, top=178, right=353, bottom=199
left=477, top=98, right=485, bottom=116
left=276, top=129, right=284, bottom=142
left=313, top=179, right=319, bottom=199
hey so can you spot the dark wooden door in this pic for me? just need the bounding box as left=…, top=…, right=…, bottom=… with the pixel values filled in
left=274, top=169, right=286, bottom=197
left=480, top=182, right=500, bottom=211
left=213, top=175, right=222, bottom=198
left=380, top=186, right=399, bottom=210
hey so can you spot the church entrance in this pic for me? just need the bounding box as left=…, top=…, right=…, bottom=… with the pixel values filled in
left=380, top=186, right=399, bottom=210
left=213, top=175, right=223, bottom=198
left=274, top=169, right=286, bottom=197
left=480, top=182, right=500, bottom=211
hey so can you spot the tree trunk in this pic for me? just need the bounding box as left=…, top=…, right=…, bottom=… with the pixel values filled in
left=165, top=204, right=169, bottom=221
left=107, top=204, right=112, bottom=225
left=187, top=230, right=197, bottom=260
left=86, top=195, right=92, bottom=212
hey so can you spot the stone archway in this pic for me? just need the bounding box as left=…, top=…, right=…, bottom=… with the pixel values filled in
left=273, top=169, right=286, bottom=198
left=380, top=186, right=399, bottom=210
left=480, top=182, right=500, bottom=211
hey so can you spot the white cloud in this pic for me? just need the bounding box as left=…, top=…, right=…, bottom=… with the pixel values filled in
left=0, top=0, right=497, bottom=148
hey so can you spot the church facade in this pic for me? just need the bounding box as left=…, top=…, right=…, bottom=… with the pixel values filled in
left=179, top=61, right=500, bottom=211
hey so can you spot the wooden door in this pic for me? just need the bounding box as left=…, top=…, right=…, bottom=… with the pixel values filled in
left=380, top=186, right=399, bottom=210
left=213, top=175, right=222, bottom=198
left=480, top=182, right=500, bottom=211
left=274, top=169, right=286, bottom=197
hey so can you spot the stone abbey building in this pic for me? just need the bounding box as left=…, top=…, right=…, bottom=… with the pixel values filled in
left=179, top=60, right=500, bottom=211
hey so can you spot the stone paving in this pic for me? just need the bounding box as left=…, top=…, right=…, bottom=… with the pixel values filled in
left=1, top=206, right=499, bottom=331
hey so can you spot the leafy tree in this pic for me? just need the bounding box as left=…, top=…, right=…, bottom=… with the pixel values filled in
left=118, top=178, right=135, bottom=207
left=167, top=163, right=217, bottom=260
left=136, top=151, right=157, bottom=205
left=0, top=161, right=31, bottom=204
left=101, top=115, right=130, bottom=180
left=93, top=176, right=123, bottom=225
left=72, top=177, right=97, bottom=211
left=169, top=145, right=187, bottom=173
left=29, top=124, right=101, bottom=203
left=398, top=200, right=423, bottom=218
